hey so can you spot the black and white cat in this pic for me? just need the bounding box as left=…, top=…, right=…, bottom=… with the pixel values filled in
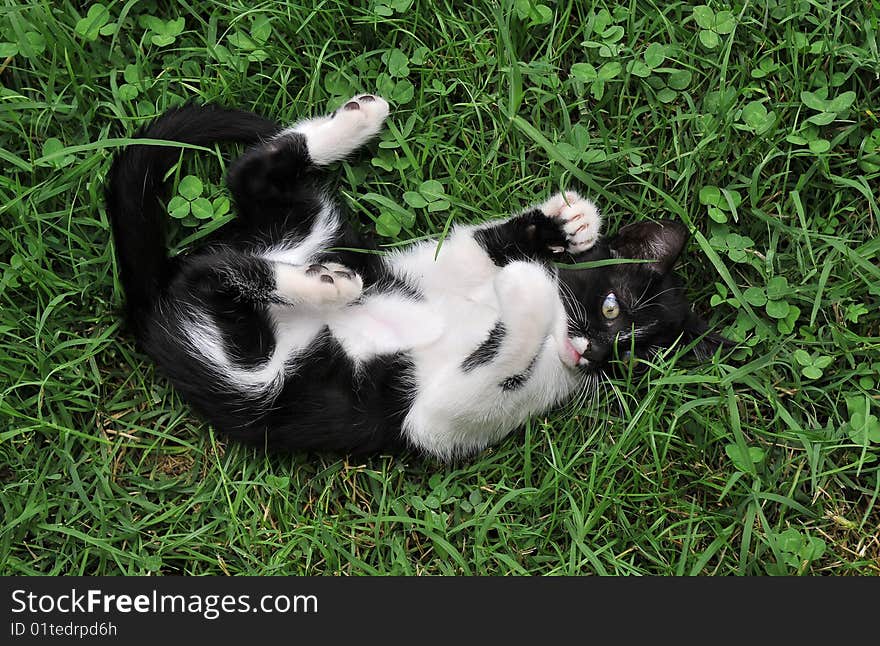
left=106, top=94, right=725, bottom=460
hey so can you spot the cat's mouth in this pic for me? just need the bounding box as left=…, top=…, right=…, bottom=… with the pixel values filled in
left=560, top=336, right=595, bottom=371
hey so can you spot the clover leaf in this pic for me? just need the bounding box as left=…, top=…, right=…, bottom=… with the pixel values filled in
left=793, top=349, right=832, bottom=380
left=178, top=175, right=203, bottom=201
left=40, top=138, right=76, bottom=168
left=775, top=528, right=826, bottom=570
left=75, top=4, right=110, bottom=42
left=741, top=100, right=776, bottom=135
left=693, top=6, right=735, bottom=50
left=382, top=48, right=410, bottom=78
left=363, top=193, right=416, bottom=239
left=168, top=176, right=228, bottom=226
left=404, top=180, right=449, bottom=213
left=571, top=61, right=621, bottom=100
left=140, top=15, right=185, bottom=47
left=844, top=397, right=880, bottom=446
left=514, top=0, right=553, bottom=26
left=724, top=443, right=765, bottom=474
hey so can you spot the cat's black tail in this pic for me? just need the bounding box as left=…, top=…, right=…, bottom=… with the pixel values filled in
left=105, top=104, right=279, bottom=333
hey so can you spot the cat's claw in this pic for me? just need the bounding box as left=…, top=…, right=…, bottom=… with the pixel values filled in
left=541, top=191, right=602, bottom=255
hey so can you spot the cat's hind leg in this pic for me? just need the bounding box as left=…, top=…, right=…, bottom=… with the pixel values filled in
left=225, top=94, right=389, bottom=221
left=281, top=94, right=390, bottom=165
left=175, top=252, right=362, bottom=310
left=223, top=95, right=389, bottom=284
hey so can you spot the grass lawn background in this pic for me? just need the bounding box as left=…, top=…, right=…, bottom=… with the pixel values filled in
left=1, top=0, right=878, bottom=575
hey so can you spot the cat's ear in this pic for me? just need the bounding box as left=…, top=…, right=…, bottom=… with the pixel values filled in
left=610, top=219, right=689, bottom=274
left=683, top=312, right=735, bottom=359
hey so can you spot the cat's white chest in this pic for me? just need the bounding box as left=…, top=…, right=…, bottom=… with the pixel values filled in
left=323, top=278, right=501, bottom=364
left=326, top=229, right=505, bottom=362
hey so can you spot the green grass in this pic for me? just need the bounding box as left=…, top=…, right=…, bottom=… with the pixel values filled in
left=1, top=0, right=879, bottom=575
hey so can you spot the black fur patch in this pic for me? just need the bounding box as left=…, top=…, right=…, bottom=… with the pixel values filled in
left=499, top=353, right=538, bottom=391
left=474, top=209, right=568, bottom=266
left=499, top=374, right=526, bottom=391
left=462, top=321, right=506, bottom=372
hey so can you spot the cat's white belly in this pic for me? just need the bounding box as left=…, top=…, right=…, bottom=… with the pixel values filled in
left=404, top=328, right=578, bottom=457
left=325, top=294, right=445, bottom=358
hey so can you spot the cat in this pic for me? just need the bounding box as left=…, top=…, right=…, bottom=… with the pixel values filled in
left=106, top=93, right=727, bottom=461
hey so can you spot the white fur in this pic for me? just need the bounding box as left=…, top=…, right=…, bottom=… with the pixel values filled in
left=180, top=307, right=321, bottom=399
left=392, top=244, right=581, bottom=458
left=281, top=94, right=390, bottom=166
left=326, top=294, right=443, bottom=360
left=260, top=198, right=340, bottom=265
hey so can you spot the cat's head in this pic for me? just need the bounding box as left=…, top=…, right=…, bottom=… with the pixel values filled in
left=557, top=219, right=730, bottom=373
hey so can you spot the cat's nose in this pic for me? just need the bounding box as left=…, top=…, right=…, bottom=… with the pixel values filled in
left=582, top=340, right=610, bottom=363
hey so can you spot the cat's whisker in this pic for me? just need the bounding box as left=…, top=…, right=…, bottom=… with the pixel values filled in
left=597, top=372, right=610, bottom=415
left=630, top=280, right=653, bottom=311
left=557, top=279, right=588, bottom=326
left=582, top=374, right=596, bottom=411
left=631, top=286, right=684, bottom=312
left=589, top=373, right=600, bottom=411
left=600, top=369, right=627, bottom=419
left=566, top=374, right=591, bottom=415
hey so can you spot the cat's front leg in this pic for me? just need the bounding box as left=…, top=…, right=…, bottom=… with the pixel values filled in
left=474, top=190, right=602, bottom=266
left=461, top=261, right=566, bottom=381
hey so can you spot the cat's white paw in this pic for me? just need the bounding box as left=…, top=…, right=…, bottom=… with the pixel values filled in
left=289, top=94, right=390, bottom=165
left=334, top=94, right=390, bottom=130
left=541, top=191, right=602, bottom=254
left=275, top=262, right=363, bottom=307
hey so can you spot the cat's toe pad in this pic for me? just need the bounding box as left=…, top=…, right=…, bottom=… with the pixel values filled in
left=541, top=191, right=602, bottom=254
left=332, top=94, right=390, bottom=133
left=276, top=262, right=363, bottom=307
left=306, top=262, right=363, bottom=305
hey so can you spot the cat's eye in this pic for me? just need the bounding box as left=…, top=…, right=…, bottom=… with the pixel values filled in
left=601, top=293, right=620, bottom=320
